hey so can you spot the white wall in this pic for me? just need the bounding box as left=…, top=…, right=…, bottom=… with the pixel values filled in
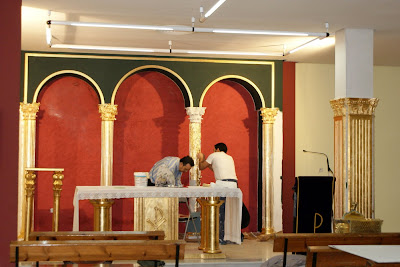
left=295, top=63, right=400, bottom=232
left=374, top=66, right=400, bottom=232
left=295, top=64, right=335, bottom=177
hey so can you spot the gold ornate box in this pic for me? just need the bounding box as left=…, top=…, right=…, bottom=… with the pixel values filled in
left=334, top=203, right=383, bottom=233
left=334, top=219, right=383, bottom=233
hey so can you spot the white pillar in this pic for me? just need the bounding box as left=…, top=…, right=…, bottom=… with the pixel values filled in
left=335, top=28, right=374, bottom=99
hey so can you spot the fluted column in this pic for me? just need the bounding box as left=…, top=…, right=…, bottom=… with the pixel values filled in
left=186, top=107, right=206, bottom=185
left=99, top=104, right=118, bottom=186
left=260, top=107, right=279, bottom=236
left=330, top=98, right=378, bottom=219
left=18, top=102, right=40, bottom=240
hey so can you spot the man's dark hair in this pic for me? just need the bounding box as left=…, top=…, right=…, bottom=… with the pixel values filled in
left=214, top=143, right=228, bottom=153
left=180, top=156, right=194, bottom=166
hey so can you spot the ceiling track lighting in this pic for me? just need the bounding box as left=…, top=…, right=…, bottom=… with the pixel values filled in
left=200, top=0, right=227, bottom=23
left=50, top=43, right=284, bottom=57
left=46, top=17, right=331, bottom=57
left=47, top=20, right=328, bottom=37
left=285, top=23, right=331, bottom=54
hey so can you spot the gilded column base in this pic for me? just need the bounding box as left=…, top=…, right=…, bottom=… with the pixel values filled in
left=201, top=197, right=224, bottom=254
left=197, top=198, right=208, bottom=250
left=90, top=199, right=114, bottom=231
left=258, top=230, right=275, bottom=241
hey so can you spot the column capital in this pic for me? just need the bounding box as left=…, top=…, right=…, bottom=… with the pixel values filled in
left=99, top=104, right=118, bottom=121
left=330, top=97, right=379, bottom=117
left=20, top=102, right=40, bottom=120
left=260, top=107, right=279, bottom=124
left=186, top=107, right=206, bottom=123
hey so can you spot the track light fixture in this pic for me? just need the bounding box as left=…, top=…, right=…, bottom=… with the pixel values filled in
left=46, top=16, right=331, bottom=57
left=47, top=20, right=328, bottom=38
left=50, top=43, right=284, bottom=57
left=200, top=0, right=227, bottom=23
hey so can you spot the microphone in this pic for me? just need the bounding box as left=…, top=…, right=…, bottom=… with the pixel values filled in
left=303, top=149, right=334, bottom=176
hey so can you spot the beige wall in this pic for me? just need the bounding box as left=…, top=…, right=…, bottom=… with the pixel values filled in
left=295, top=63, right=400, bottom=232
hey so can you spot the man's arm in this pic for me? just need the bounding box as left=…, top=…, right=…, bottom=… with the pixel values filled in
left=197, top=152, right=212, bottom=171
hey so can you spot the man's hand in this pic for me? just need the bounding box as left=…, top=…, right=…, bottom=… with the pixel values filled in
left=197, top=152, right=205, bottom=162
left=197, top=152, right=211, bottom=171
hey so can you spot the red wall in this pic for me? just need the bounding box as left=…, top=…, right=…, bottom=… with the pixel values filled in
left=201, top=80, right=258, bottom=232
left=36, top=76, right=101, bottom=231
left=0, top=0, right=21, bottom=265
left=282, top=61, right=296, bottom=232
left=113, top=71, right=190, bottom=230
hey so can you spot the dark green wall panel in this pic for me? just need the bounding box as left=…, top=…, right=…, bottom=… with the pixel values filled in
left=22, top=52, right=283, bottom=110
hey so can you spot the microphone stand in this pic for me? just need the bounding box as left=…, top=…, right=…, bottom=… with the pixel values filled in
left=303, top=149, right=334, bottom=177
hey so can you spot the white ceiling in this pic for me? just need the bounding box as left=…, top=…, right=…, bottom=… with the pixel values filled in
left=21, top=0, right=400, bottom=66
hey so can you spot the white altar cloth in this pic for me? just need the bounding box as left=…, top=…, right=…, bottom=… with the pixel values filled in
left=73, top=186, right=243, bottom=244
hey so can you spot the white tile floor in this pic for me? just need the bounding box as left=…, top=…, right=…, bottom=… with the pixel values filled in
left=115, top=237, right=282, bottom=267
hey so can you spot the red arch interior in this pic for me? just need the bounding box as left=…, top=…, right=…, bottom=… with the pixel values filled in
left=113, top=71, right=190, bottom=230
left=201, top=80, right=258, bottom=232
left=36, top=76, right=101, bottom=231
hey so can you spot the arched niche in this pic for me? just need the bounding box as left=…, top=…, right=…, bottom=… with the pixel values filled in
left=32, top=70, right=104, bottom=104
left=199, top=76, right=265, bottom=233
left=112, top=70, right=190, bottom=230
left=35, top=74, right=102, bottom=231
left=111, top=65, right=193, bottom=107
left=199, top=75, right=265, bottom=109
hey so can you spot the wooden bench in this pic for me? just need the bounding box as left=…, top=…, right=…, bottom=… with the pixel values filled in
left=306, top=245, right=369, bottom=267
left=29, top=230, right=165, bottom=241
left=10, top=239, right=185, bottom=267
left=273, top=233, right=400, bottom=267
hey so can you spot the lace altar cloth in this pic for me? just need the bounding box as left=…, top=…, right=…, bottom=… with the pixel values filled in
left=73, top=186, right=243, bottom=244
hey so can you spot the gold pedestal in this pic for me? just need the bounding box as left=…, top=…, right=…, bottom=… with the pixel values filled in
left=200, top=197, right=224, bottom=254
left=90, top=199, right=114, bottom=231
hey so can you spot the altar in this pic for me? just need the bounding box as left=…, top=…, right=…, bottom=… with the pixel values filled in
left=73, top=186, right=243, bottom=245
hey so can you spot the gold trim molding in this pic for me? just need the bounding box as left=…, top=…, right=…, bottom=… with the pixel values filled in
left=199, top=75, right=267, bottom=108
left=20, top=103, right=40, bottom=120
left=260, top=107, right=279, bottom=124
left=99, top=104, right=118, bottom=121
left=330, top=98, right=379, bottom=117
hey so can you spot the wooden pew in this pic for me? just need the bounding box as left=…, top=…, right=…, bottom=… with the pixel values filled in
left=306, top=245, right=368, bottom=267
left=272, top=233, right=400, bottom=267
left=10, top=239, right=185, bottom=267
left=29, top=230, right=165, bottom=241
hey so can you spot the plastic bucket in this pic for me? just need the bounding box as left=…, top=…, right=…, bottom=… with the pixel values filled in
left=134, top=172, right=149, bottom=187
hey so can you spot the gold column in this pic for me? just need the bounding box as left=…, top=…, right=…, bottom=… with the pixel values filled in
left=259, top=107, right=279, bottom=236
left=185, top=107, right=206, bottom=186
left=24, top=170, right=36, bottom=241
left=98, top=104, right=118, bottom=186
left=95, top=104, right=118, bottom=231
left=52, top=171, right=64, bottom=232
left=330, top=98, right=378, bottom=218
left=18, top=102, right=40, bottom=240
left=186, top=107, right=206, bottom=213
